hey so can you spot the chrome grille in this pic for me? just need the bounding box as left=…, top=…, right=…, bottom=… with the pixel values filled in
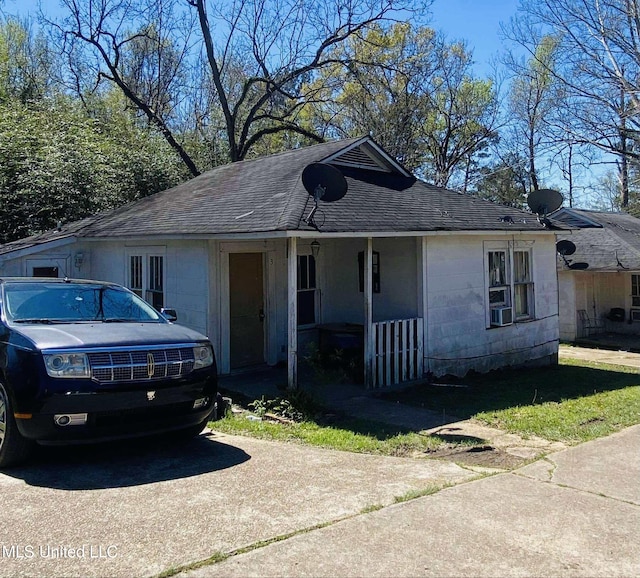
left=88, top=347, right=195, bottom=383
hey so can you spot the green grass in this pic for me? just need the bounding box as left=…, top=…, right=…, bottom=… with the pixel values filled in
left=380, top=358, right=640, bottom=443
left=212, top=413, right=471, bottom=456
left=214, top=358, right=640, bottom=454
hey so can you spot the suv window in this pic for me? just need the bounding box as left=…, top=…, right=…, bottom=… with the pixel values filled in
left=3, top=282, right=163, bottom=323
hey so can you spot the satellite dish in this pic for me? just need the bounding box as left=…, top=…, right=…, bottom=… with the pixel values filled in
left=302, top=163, right=348, bottom=230
left=302, top=163, right=347, bottom=203
left=527, top=189, right=563, bottom=215
left=556, top=239, right=576, bottom=256
left=569, top=262, right=589, bottom=270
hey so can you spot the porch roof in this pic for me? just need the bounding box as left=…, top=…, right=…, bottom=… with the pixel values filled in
left=554, top=209, right=640, bottom=271
left=0, top=137, right=566, bottom=256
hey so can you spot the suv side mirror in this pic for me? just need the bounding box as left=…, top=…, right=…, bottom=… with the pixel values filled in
left=160, top=308, right=178, bottom=322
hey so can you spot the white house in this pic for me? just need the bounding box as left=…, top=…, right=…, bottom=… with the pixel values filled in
left=554, top=208, right=640, bottom=341
left=0, top=137, right=564, bottom=388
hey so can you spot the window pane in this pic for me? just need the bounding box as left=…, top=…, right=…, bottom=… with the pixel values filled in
left=514, top=251, right=530, bottom=282
left=297, top=290, right=315, bottom=325
left=149, top=256, right=163, bottom=291
left=633, top=275, right=640, bottom=297
left=298, top=256, right=308, bottom=290
left=514, top=284, right=529, bottom=316
left=488, top=251, right=506, bottom=286
left=489, top=288, right=507, bottom=305
left=130, top=256, right=142, bottom=291
left=308, top=255, right=316, bottom=289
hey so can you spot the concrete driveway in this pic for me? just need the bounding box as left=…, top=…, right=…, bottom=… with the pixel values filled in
left=185, top=425, right=640, bottom=578
left=0, top=430, right=475, bottom=578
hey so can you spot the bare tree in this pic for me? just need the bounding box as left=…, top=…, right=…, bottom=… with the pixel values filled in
left=504, top=0, right=640, bottom=207
left=53, top=0, right=201, bottom=175
left=51, top=0, right=421, bottom=174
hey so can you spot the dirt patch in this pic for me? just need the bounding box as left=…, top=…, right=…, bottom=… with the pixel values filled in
left=428, top=445, right=528, bottom=470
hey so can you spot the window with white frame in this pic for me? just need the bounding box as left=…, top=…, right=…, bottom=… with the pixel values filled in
left=632, top=275, right=640, bottom=307
left=485, top=242, right=535, bottom=325
left=297, top=254, right=317, bottom=326
left=513, top=249, right=533, bottom=318
left=127, top=249, right=165, bottom=311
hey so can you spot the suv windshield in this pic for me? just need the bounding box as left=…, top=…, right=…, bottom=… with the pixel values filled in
left=2, top=282, right=164, bottom=323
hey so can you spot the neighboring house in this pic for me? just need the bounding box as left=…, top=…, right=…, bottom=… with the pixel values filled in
left=554, top=208, right=640, bottom=341
left=0, top=137, right=564, bottom=388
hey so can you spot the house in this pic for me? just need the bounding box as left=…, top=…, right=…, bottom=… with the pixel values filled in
left=554, top=208, right=640, bottom=342
left=0, top=137, right=564, bottom=388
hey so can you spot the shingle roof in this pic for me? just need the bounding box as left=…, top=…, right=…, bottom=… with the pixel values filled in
left=554, top=208, right=640, bottom=271
left=0, top=137, right=565, bottom=256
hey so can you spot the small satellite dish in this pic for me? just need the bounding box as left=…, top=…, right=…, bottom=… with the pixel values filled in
left=569, top=262, right=589, bottom=270
left=302, top=163, right=348, bottom=203
left=556, top=239, right=576, bottom=256
left=527, top=189, right=563, bottom=215
left=302, top=163, right=348, bottom=230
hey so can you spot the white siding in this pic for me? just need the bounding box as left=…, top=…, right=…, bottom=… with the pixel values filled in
left=424, top=235, right=558, bottom=377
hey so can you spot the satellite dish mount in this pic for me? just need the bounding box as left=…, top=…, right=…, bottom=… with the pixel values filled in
left=301, top=163, right=348, bottom=230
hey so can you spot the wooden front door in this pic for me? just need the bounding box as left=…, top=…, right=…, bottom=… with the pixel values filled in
left=229, top=253, right=265, bottom=368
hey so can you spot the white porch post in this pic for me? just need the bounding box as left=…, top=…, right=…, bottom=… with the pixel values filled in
left=417, top=236, right=428, bottom=376
left=287, top=236, right=298, bottom=389
left=364, top=237, right=373, bottom=387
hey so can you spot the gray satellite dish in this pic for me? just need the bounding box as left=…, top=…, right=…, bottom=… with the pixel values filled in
left=527, top=189, right=563, bottom=215
left=302, top=163, right=348, bottom=229
left=556, top=239, right=576, bottom=256
left=302, top=163, right=347, bottom=202
left=569, top=262, right=589, bottom=270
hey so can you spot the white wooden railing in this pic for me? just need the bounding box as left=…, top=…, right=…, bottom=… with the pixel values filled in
left=371, top=317, right=424, bottom=388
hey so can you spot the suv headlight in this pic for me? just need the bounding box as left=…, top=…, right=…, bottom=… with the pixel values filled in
left=43, top=353, right=90, bottom=378
left=193, top=344, right=214, bottom=369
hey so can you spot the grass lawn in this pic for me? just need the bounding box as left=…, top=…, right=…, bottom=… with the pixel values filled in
left=213, top=358, right=640, bottom=455
left=380, top=358, right=640, bottom=443
left=212, top=412, right=464, bottom=457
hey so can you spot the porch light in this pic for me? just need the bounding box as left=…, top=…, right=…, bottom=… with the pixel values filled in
left=311, top=240, right=320, bottom=258
left=74, top=252, right=85, bottom=269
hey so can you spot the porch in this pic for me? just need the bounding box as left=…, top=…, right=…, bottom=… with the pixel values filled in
left=572, top=331, right=640, bottom=353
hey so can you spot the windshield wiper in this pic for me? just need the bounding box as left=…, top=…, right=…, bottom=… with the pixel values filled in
left=13, top=318, right=56, bottom=324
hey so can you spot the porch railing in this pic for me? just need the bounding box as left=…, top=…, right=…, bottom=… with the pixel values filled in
left=371, top=317, right=423, bottom=388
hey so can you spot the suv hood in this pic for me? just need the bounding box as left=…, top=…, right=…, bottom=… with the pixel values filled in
left=13, top=322, right=210, bottom=350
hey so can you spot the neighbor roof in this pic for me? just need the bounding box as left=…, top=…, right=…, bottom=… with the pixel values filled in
left=0, top=137, right=565, bottom=256
left=554, top=208, right=640, bottom=271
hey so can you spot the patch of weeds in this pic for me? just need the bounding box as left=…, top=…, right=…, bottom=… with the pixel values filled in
left=248, top=389, right=321, bottom=422
left=360, top=504, right=384, bottom=514
left=393, top=484, right=449, bottom=504
left=303, top=342, right=362, bottom=384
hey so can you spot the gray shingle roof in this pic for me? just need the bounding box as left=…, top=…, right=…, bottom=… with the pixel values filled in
left=0, top=137, right=566, bottom=257
left=554, top=209, right=640, bottom=271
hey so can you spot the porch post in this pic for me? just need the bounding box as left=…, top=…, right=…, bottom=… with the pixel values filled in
left=364, top=237, right=373, bottom=387
left=417, top=236, right=428, bottom=377
left=287, top=236, right=298, bottom=389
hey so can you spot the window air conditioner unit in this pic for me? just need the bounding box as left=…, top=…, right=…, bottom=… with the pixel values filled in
left=491, top=306, right=513, bottom=327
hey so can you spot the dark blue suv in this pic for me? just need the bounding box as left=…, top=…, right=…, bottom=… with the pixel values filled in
left=0, top=278, right=218, bottom=467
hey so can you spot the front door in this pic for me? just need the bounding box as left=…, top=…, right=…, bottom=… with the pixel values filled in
left=229, top=253, right=265, bottom=368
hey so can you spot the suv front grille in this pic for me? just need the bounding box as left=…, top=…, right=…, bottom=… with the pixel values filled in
left=88, top=348, right=195, bottom=383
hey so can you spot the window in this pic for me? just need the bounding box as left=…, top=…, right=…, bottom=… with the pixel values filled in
left=128, top=250, right=165, bottom=311
left=485, top=243, right=534, bottom=325
left=358, top=251, right=381, bottom=293
left=513, top=250, right=533, bottom=318
left=297, top=254, right=317, bottom=326
left=488, top=250, right=509, bottom=306
left=632, top=275, right=640, bottom=307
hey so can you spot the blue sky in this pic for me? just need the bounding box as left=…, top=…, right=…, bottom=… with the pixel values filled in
left=8, top=0, right=520, bottom=77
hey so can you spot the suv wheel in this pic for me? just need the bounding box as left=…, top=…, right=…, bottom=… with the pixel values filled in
left=0, top=384, right=34, bottom=468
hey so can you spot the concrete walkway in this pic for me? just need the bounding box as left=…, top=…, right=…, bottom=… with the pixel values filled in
left=559, top=343, right=640, bottom=368
left=183, top=424, right=640, bottom=578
